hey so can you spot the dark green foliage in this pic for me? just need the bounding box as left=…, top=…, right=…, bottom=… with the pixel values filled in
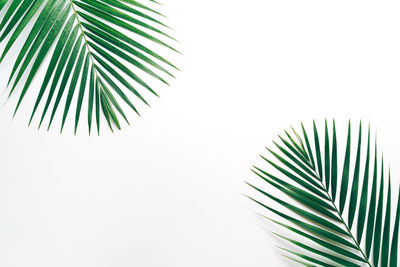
left=0, top=0, right=178, bottom=134
left=247, top=120, right=400, bottom=266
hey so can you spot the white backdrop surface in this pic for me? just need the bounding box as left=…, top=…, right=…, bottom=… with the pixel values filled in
left=1, top=0, right=400, bottom=266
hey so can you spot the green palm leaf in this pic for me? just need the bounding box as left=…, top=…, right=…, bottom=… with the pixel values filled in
left=247, top=120, right=400, bottom=266
left=0, top=0, right=178, bottom=134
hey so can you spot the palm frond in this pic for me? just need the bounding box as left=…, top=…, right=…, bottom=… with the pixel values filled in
left=0, top=0, right=178, bottom=134
left=247, top=120, right=400, bottom=267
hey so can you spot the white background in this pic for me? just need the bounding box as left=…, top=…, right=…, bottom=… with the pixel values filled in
left=1, top=0, right=400, bottom=266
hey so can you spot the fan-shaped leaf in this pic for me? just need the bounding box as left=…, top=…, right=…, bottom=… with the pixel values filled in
left=0, top=0, right=178, bottom=134
left=248, top=120, right=399, bottom=266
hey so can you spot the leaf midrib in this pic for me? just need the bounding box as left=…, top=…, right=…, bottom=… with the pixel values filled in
left=70, top=0, right=98, bottom=78
left=306, top=156, right=373, bottom=266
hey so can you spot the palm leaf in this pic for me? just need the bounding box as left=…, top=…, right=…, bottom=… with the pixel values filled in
left=0, top=0, right=178, bottom=134
left=247, top=120, right=400, bottom=266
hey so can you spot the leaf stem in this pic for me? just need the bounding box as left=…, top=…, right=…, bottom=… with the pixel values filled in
left=312, top=166, right=373, bottom=266
left=328, top=190, right=372, bottom=266
left=69, top=1, right=98, bottom=76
